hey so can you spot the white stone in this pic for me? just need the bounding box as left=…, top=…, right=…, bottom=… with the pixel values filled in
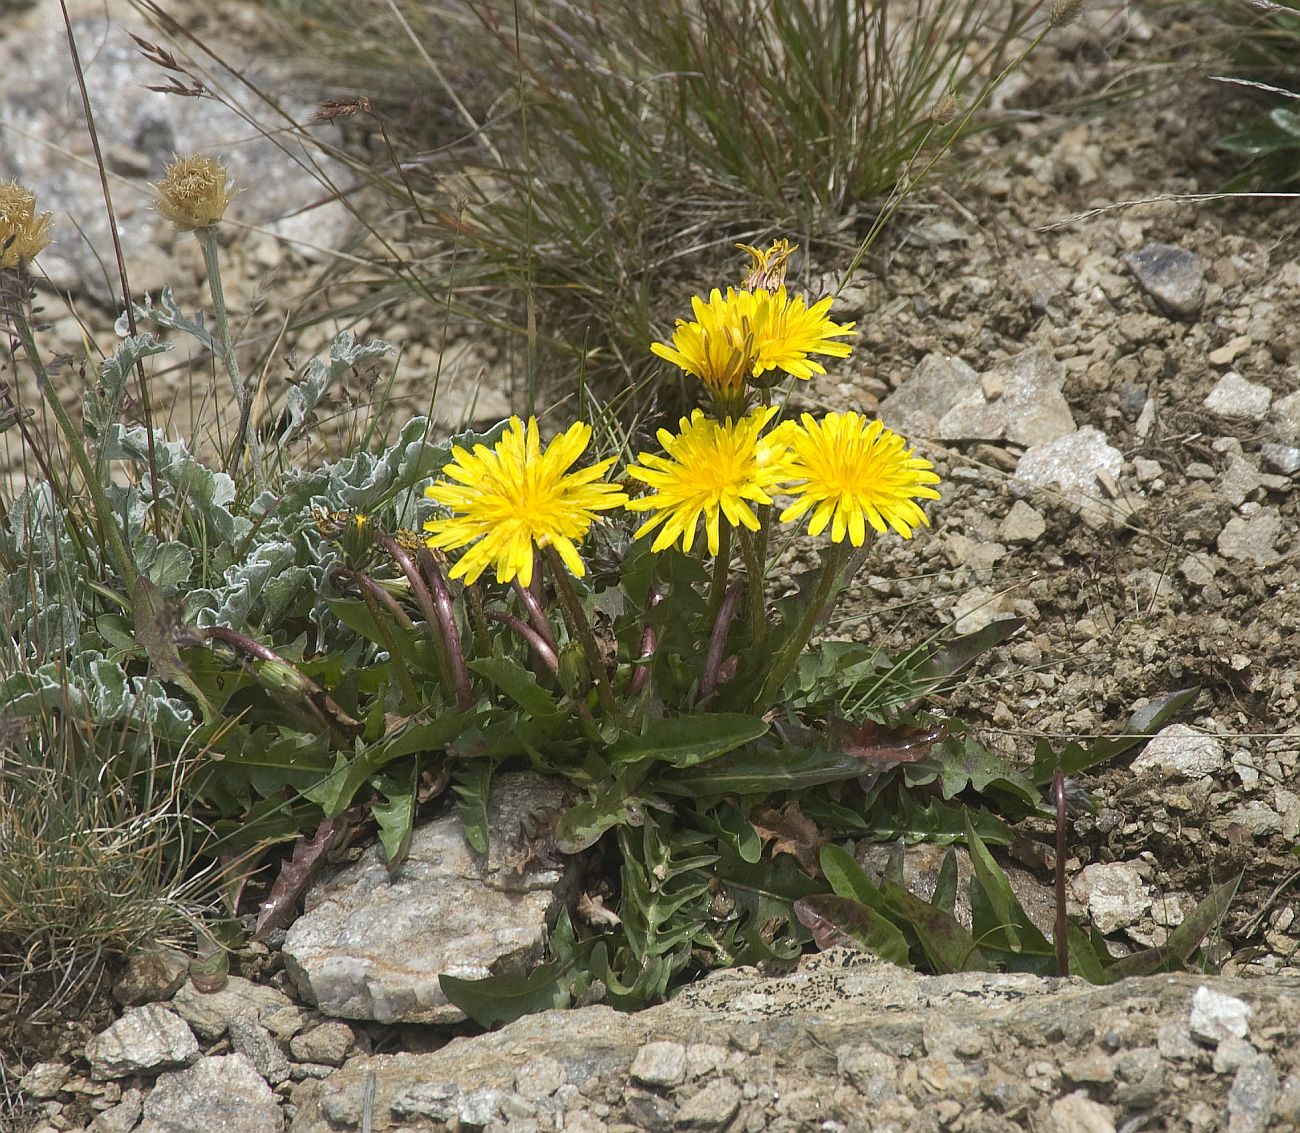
left=85, top=1005, right=199, bottom=1080
left=1070, top=862, right=1150, bottom=933
left=137, top=1054, right=282, bottom=1133
left=1130, top=724, right=1226, bottom=778
left=1190, top=986, right=1252, bottom=1044
left=283, top=772, right=575, bottom=1024
left=1204, top=372, right=1272, bottom=420
left=1015, top=427, right=1124, bottom=510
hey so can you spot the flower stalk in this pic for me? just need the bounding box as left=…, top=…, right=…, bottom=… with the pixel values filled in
left=2, top=272, right=139, bottom=595
left=544, top=546, right=619, bottom=720
left=754, top=540, right=848, bottom=713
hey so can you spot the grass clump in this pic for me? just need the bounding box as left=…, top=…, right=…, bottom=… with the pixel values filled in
left=261, top=0, right=1059, bottom=403
left=1211, top=0, right=1300, bottom=187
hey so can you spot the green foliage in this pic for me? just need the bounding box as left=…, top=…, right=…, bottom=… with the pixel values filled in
left=2, top=214, right=1235, bottom=1043
left=1212, top=1, right=1300, bottom=187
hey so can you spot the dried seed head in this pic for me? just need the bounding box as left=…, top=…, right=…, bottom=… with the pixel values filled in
left=155, top=154, right=237, bottom=230
left=737, top=238, right=797, bottom=292
left=0, top=182, right=53, bottom=270
left=1049, top=0, right=1086, bottom=28
left=930, top=93, right=961, bottom=125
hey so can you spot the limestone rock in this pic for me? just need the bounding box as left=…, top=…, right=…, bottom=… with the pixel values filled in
left=170, top=976, right=299, bottom=1042
left=1070, top=861, right=1150, bottom=933
left=137, top=1054, right=283, bottom=1133
left=878, top=353, right=980, bottom=438
left=285, top=967, right=1300, bottom=1133
left=1014, top=426, right=1123, bottom=512
left=1190, top=986, right=1253, bottom=1044
left=936, top=350, right=1076, bottom=446
left=1204, top=372, right=1272, bottom=420
left=282, top=771, right=576, bottom=1024
left=1123, top=243, right=1205, bottom=319
left=1130, top=724, right=1226, bottom=778
left=85, top=1004, right=198, bottom=1080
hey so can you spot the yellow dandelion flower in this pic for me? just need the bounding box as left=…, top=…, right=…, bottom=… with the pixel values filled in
left=0, top=182, right=53, bottom=270
left=779, top=412, right=941, bottom=544
left=737, top=238, right=797, bottom=293
left=423, top=416, right=627, bottom=586
left=750, top=286, right=855, bottom=382
left=650, top=287, right=758, bottom=395
left=625, top=406, right=796, bottom=555
left=155, top=155, right=237, bottom=230
left=651, top=286, right=855, bottom=392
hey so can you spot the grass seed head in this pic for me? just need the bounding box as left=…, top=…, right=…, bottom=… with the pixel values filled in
left=930, top=93, right=962, bottom=125
left=1049, top=0, right=1086, bottom=28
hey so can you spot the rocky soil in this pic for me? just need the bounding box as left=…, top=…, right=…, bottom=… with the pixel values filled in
left=3, top=1, right=1300, bottom=1132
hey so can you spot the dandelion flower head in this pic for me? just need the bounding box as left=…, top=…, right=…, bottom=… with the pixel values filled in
left=155, top=155, right=237, bottom=230
left=0, top=182, right=52, bottom=270
left=423, top=416, right=627, bottom=586
left=780, top=411, right=941, bottom=544
left=625, top=406, right=795, bottom=555
left=652, top=285, right=855, bottom=391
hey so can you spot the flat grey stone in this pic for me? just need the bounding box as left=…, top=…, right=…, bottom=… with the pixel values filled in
left=1218, top=455, right=1262, bottom=507
left=1131, top=724, right=1226, bottom=778
left=282, top=772, right=576, bottom=1024
left=674, top=1079, right=742, bottom=1129
left=878, top=353, right=979, bottom=438
left=630, top=1041, right=687, bottom=1088
left=937, top=350, right=1075, bottom=447
left=85, top=1004, right=198, bottom=1080
left=1218, top=510, right=1284, bottom=567
left=1204, top=372, right=1272, bottom=420
left=1228, top=1056, right=1279, bottom=1133
left=170, top=976, right=298, bottom=1041
left=1273, top=389, right=1300, bottom=443
left=1260, top=443, right=1300, bottom=475
left=138, top=1054, right=282, bottom=1133
left=228, top=1014, right=291, bottom=1086
left=998, top=500, right=1046, bottom=545
left=1124, top=243, right=1205, bottom=318
left=288, top=1022, right=355, bottom=1068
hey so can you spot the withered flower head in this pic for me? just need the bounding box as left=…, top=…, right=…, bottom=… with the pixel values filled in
left=0, top=182, right=53, bottom=270
left=737, top=238, right=797, bottom=293
left=155, top=154, right=237, bottom=230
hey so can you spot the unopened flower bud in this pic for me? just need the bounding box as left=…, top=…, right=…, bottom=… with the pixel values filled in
left=155, top=154, right=237, bottom=230
left=0, top=182, right=53, bottom=269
